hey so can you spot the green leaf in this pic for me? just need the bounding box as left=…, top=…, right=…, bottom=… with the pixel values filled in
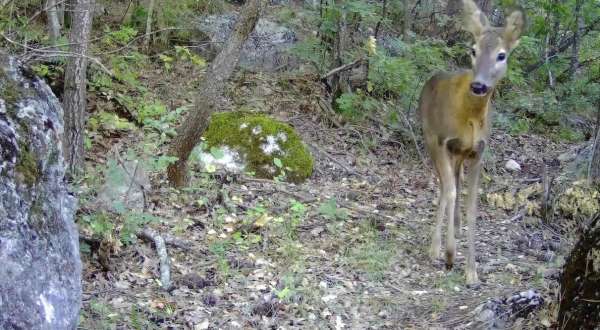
left=273, top=157, right=283, bottom=168
left=276, top=287, right=292, bottom=300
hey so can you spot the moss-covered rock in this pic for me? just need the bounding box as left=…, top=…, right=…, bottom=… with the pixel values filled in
left=203, top=111, right=313, bottom=182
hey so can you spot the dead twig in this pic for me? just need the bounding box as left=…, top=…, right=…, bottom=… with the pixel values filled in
left=137, top=227, right=172, bottom=290
left=389, top=103, right=426, bottom=168
left=241, top=176, right=318, bottom=203
left=541, top=164, right=552, bottom=222
left=162, top=232, right=195, bottom=251
left=310, top=143, right=359, bottom=176
left=320, top=58, right=364, bottom=81
left=317, top=98, right=342, bottom=128
left=1, top=32, right=114, bottom=76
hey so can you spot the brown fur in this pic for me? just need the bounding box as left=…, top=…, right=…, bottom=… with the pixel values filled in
left=418, top=0, right=523, bottom=285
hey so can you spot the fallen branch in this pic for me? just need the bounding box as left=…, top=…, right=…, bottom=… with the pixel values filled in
left=163, top=232, right=194, bottom=251
left=137, top=227, right=172, bottom=290
left=310, top=143, right=359, bottom=176
left=320, top=58, right=364, bottom=81
left=541, top=164, right=552, bottom=222
left=317, top=98, right=343, bottom=128
left=241, top=176, right=318, bottom=203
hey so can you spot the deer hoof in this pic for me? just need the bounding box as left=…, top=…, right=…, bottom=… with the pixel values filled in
left=466, top=271, right=479, bottom=286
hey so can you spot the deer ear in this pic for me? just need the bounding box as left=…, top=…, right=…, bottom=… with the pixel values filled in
left=504, top=10, right=524, bottom=50
left=462, top=0, right=489, bottom=39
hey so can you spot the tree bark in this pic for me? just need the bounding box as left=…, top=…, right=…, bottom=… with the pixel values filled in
left=558, top=213, right=600, bottom=328
left=45, top=0, right=62, bottom=47
left=589, top=105, right=600, bottom=185
left=548, top=0, right=561, bottom=52
left=166, top=0, right=261, bottom=187
left=57, top=0, right=65, bottom=26
left=569, top=0, right=583, bottom=78
left=403, top=0, right=411, bottom=40
left=63, top=0, right=94, bottom=176
left=476, top=0, right=491, bottom=14
left=143, top=0, right=156, bottom=51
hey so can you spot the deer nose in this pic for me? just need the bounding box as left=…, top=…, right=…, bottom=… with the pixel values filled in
left=470, top=82, right=488, bottom=95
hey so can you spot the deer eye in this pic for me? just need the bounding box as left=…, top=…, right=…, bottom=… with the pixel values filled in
left=497, top=52, right=506, bottom=61
left=470, top=48, right=476, bottom=56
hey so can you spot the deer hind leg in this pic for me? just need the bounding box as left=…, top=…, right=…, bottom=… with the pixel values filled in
left=464, top=154, right=483, bottom=285
left=429, top=152, right=445, bottom=261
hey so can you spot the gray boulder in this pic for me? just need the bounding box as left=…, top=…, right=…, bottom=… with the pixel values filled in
left=196, top=14, right=297, bottom=71
left=0, top=55, right=80, bottom=329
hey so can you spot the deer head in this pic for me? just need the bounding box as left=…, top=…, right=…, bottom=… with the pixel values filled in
left=463, top=0, right=524, bottom=96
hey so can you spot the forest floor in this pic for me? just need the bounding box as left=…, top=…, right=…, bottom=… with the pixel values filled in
left=76, top=68, right=581, bottom=329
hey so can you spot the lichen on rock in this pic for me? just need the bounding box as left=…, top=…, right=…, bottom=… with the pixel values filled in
left=0, top=55, right=80, bottom=329
left=201, top=111, right=313, bottom=182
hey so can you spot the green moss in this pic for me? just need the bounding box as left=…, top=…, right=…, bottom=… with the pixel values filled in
left=204, top=111, right=313, bottom=182
left=0, top=69, right=22, bottom=112
left=16, top=143, right=40, bottom=186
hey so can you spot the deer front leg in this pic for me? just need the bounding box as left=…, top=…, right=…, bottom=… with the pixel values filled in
left=430, top=151, right=457, bottom=267
left=464, top=156, right=483, bottom=285
left=454, top=161, right=464, bottom=237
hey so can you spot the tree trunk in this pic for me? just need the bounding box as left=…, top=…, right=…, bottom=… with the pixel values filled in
left=63, top=0, right=94, bottom=176
left=589, top=105, right=600, bottom=185
left=402, top=0, right=411, bottom=40
left=476, top=0, right=491, bottom=14
left=57, top=1, right=65, bottom=26
left=569, top=0, right=583, bottom=78
left=46, top=0, right=62, bottom=47
left=143, top=0, right=156, bottom=51
left=548, top=0, right=561, bottom=52
left=558, top=213, right=600, bottom=328
left=166, top=0, right=261, bottom=187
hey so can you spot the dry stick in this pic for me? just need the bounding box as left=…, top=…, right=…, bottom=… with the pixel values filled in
left=317, top=98, right=342, bottom=128
left=138, top=227, right=172, bottom=290
left=320, top=58, right=364, bottom=81
left=310, top=143, right=359, bottom=176
left=390, top=103, right=426, bottom=168
left=119, top=0, right=133, bottom=24
left=26, top=0, right=68, bottom=25
left=162, top=233, right=194, bottom=251
left=241, top=176, right=318, bottom=203
left=541, top=164, right=552, bottom=222
left=1, top=33, right=114, bottom=76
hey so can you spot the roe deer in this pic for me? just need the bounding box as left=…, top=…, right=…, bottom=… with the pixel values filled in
left=418, top=0, right=524, bottom=284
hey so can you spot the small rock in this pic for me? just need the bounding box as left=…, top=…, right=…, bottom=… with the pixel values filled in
left=195, top=319, right=209, bottom=330
left=505, top=159, right=521, bottom=172
left=96, top=159, right=150, bottom=212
